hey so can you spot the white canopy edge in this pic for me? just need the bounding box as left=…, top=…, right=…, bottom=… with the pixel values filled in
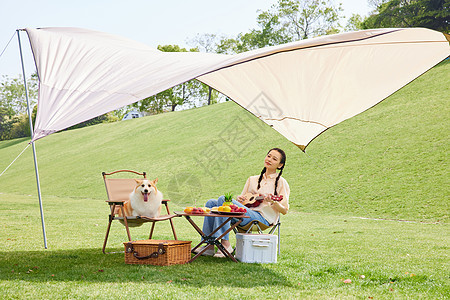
left=198, top=28, right=450, bottom=149
left=25, top=27, right=450, bottom=149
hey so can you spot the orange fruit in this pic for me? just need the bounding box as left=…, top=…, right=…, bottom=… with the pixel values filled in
left=218, top=206, right=224, bottom=212
left=184, top=207, right=194, bottom=213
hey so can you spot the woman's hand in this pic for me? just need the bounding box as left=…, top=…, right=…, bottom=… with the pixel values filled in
left=262, top=194, right=273, bottom=203
left=236, top=195, right=245, bottom=203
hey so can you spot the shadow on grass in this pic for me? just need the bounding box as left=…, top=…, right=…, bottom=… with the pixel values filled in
left=0, top=248, right=291, bottom=288
left=0, top=137, right=29, bottom=150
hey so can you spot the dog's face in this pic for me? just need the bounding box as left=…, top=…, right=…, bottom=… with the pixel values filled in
left=134, top=178, right=158, bottom=202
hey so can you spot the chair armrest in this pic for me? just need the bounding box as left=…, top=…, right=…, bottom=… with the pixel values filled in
left=105, top=200, right=126, bottom=205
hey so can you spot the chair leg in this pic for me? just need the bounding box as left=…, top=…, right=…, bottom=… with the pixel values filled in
left=245, top=221, right=256, bottom=234
left=149, top=222, right=156, bottom=239
left=255, top=222, right=263, bottom=234
left=277, top=222, right=281, bottom=255
left=164, top=202, right=178, bottom=240
left=119, top=205, right=131, bottom=241
left=102, top=216, right=113, bottom=254
left=267, top=222, right=281, bottom=255
left=245, top=223, right=253, bottom=233
left=103, top=204, right=116, bottom=254
left=169, top=218, right=178, bottom=240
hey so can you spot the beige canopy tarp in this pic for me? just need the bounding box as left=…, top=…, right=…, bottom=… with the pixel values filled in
left=25, top=27, right=449, bottom=149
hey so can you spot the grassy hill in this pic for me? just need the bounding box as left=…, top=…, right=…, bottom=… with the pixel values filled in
left=0, top=60, right=448, bottom=223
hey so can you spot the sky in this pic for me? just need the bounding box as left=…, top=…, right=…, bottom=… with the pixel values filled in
left=0, top=0, right=372, bottom=78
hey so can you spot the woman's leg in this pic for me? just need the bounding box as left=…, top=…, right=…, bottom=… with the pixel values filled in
left=201, top=196, right=230, bottom=240
left=231, top=200, right=270, bottom=227
left=201, top=197, right=271, bottom=251
left=198, top=198, right=220, bottom=252
left=204, top=199, right=218, bottom=208
left=213, top=199, right=271, bottom=246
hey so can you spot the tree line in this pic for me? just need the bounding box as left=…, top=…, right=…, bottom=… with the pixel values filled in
left=1, top=0, right=448, bottom=140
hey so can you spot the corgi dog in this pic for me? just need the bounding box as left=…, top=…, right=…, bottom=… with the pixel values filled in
left=120, top=178, right=163, bottom=218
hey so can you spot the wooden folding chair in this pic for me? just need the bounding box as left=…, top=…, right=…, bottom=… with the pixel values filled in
left=233, top=216, right=281, bottom=255
left=102, top=170, right=177, bottom=253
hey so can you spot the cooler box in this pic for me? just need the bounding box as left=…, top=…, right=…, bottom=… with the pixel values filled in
left=235, top=233, right=278, bottom=263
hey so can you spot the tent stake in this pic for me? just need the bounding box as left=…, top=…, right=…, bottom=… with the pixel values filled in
left=17, top=29, right=48, bottom=249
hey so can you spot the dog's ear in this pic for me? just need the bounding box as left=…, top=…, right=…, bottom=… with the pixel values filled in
left=135, top=179, right=142, bottom=184
left=152, top=178, right=158, bottom=185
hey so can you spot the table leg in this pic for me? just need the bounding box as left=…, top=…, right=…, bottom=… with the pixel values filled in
left=214, top=218, right=243, bottom=262
left=183, top=216, right=212, bottom=262
left=188, top=216, right=230, bottom=251
left=183, top=215, right=246, bottom=263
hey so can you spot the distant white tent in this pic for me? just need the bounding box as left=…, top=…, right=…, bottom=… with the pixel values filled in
left=25, top=27, right=450, bottom=150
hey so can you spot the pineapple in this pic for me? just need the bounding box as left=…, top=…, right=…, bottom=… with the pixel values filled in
left=223, top=192, right=233, bottom=206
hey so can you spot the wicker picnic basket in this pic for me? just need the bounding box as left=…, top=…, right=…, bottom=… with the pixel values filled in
left=124, top=239, right=191, bottom=266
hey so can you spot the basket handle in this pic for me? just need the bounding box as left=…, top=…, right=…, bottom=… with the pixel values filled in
left=126, top=242, right=166, bottom=259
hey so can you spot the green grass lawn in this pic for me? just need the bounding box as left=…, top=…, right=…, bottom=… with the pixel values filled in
left=0, top=194, right=448, bottom=299
left=0, top=60, right=448, bottom=298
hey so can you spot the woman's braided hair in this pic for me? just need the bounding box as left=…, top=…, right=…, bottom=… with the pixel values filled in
left=257, top=148, right=286, bottom=195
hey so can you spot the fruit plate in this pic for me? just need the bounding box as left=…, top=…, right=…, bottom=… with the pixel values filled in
left=212, top=211, right=246, bottom=215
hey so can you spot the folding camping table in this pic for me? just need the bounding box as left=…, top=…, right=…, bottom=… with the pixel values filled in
left=174, top=211, right=249, bottom=263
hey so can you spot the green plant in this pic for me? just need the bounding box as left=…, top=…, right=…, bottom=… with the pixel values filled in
left=224, top=192, right=233, bottom=202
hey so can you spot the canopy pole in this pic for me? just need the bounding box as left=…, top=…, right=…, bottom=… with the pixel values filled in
left=17, top=29, right=48, bottom=249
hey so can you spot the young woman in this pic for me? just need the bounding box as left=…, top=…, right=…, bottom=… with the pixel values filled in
left=197, top=148, right=290, bottom=257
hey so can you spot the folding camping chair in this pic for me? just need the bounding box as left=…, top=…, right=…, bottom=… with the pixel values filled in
left=233, top=216, right=281, bottom=255
left=102, top=170, right=177, bottom=253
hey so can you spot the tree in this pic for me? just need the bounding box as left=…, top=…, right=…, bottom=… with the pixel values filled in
left=138, top=80, right=203, bottom=113
left=188, top=33, right=219, bottom=53
left=216, top=12, right=292, bottom=54
left=215, top=0, right=343, bottom=54
left=273, top=0, right=343, bottom=39
left=186, top=35, right=223, bottom=105
left=0, top=74, right=38, bottom=118
left=0, top=107, right=14, bottom=140
left=344, top=13, right=365, bottom=32
left=362, top=0, right=450, bottom=32
left=131, top=90, right=170, bottom=114
left=0, top=74, right=38, bottom=140
left=368, top=0, right=390, bottom=9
